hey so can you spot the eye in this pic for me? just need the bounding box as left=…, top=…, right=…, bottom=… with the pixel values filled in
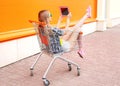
left=50, top=13, right=52, bottom=17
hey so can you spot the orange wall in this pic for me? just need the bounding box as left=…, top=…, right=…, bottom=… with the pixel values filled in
left=0, top=0, right=97, bottom=33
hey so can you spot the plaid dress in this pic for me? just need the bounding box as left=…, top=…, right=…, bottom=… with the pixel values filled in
left=48, top=28, right=64, bottom=54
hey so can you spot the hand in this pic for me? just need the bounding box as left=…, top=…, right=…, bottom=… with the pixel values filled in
left=67, top=12, right=72, bottom=19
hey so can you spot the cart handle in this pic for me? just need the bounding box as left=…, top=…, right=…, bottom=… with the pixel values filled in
left=29, top=20, right=46, bottom=26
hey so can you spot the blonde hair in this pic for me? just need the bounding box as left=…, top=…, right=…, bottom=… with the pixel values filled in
left=38, top=10, right=53, bottom=35
left=38, top=10, right=50, bottom=24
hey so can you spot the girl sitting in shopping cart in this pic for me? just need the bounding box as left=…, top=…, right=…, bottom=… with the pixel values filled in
left=37, top=6, right=91, bottom=58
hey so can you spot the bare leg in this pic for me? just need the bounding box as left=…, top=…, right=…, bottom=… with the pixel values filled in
left=73, top=6, right=92, bottom=32
left=77, top=34, right=82, bottom=50
left=77, top=34, right=84, bottom=58
left=67, top=6, right=91, bottom=49
left=73, top=14, right=88, bottom=29
left=62, top=12, right=90, bottom=41
left=61, top=27, right=74, bottom=40
left=62, top=6, right=92, bottom=51
left=67, top=12, right=89, bottom=49
left=67, top=28, right=81, bottom=50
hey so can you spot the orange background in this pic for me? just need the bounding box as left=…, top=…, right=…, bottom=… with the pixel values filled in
left=0, top=0, right=97, bottom=33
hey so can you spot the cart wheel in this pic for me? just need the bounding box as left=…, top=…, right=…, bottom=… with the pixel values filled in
left=30, top=71, right=33, bottom=76
left=43, top=79, right=50, bottom=86
left=30, top=68, right=34, bottom=76
left=68, top=63, right=72, bottom=71
left=77, top=67, right=80, bottom=76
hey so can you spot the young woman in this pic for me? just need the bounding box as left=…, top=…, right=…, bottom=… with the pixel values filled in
left=38, top=6, right=91, bottom=58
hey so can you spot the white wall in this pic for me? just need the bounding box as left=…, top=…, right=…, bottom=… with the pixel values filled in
left=106, top=0, right=120, bottom=27
left=0, top=35, right=40, bottom=67
left=109, top=0, right=120, bottom=18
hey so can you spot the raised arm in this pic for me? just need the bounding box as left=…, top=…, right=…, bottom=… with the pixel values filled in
left=56, top=15, right=63, bottom=28
left=65, top=12, right=72, bottom=29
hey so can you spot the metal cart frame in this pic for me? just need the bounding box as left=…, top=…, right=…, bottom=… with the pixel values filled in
left=30, top=22, right=81, bottom=86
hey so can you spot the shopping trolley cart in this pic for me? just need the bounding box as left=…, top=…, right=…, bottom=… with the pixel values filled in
left=29, top=20, right=82, bottom=86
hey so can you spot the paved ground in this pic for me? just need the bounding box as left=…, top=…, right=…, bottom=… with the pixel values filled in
left=0, top=24, right=120, bottom=86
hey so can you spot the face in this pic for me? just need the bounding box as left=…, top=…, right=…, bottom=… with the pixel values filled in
left=48, top=12, right=52, bottom=22
left=38, top=10, right=52, bottom=23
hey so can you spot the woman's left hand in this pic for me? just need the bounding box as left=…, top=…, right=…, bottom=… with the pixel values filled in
left=67, top=12, right=72, bottom=19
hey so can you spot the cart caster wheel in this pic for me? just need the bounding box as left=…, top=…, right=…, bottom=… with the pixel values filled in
left=68, top=63, right=72, bottom=71
left=43, top=79, right=50, bottom=86
left=30, top=68, right=34, bottom=76
left=30, top=71, right=34, bottom=76
left=77, top=67, right=80, bottom=76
